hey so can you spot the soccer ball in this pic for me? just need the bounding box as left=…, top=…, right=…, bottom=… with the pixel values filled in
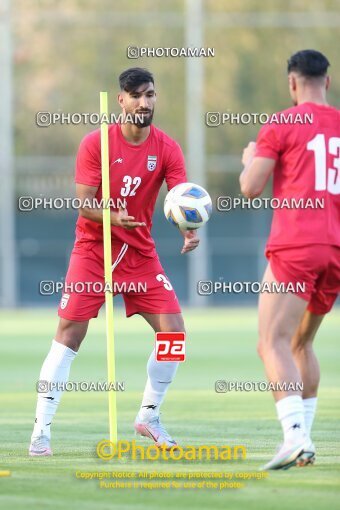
left=164, top=182, right=212, bottom=230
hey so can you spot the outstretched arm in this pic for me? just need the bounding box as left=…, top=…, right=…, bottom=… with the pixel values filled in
left=76, top=183, right=146, bottom=230
left=164, top=141, right=200, bottom=254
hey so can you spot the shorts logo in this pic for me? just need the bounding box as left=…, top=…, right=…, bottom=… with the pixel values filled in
left=155, top=332, right=186, bottom=362
left=60, top=293, right=70, bottom=310
left=147, top=155, right=157, bottom=171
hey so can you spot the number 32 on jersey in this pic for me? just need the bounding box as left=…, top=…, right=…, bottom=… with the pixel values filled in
left=120, top=175, right=142, bottom=197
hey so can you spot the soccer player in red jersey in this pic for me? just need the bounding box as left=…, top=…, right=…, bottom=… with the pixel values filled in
left=29, top=68, right=199, bottom=456
left=240, top=50, right=340, bottom=470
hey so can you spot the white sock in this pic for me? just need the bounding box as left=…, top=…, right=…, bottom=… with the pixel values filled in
left=138, top=350, right=179, bottom=422
left=31, top=340, right=77, bottom=441
left=276, top=395, right=306, bottom=445
left=303, top=397, right=317, bottom=437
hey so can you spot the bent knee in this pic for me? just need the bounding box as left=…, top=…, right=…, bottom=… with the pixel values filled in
left=162, top=314, right=186, bottom=333
left=55, top=318, right=88, bottom=350
left=292, top=337, right=313, bottom=356
left=257, top=332, right=291, bottom=360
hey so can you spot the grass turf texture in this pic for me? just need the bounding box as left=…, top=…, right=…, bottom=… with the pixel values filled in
left=0, top=307, right=339, bottom=510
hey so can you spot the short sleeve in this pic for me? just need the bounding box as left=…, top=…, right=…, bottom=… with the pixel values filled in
left=255, top=122, right=281, bottom=161
left=75, top=131, right=101, bottom=186
left=164, top=141, right=187, bottom=190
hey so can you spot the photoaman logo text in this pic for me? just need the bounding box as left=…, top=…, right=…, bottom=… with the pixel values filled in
left=96, top=440, right=246, bottom=461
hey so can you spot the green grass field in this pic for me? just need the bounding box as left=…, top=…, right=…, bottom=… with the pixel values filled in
left=0, top=307, right=339, bottom=510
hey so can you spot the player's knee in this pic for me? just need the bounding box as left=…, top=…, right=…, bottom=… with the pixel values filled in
left=257, top=339, right=265, bottom=360
left=55, top=319, right=88, bottom=351
left=164, top=314, right=185, bottom=333
left=257, top=331, right=290, bottom=360
left=173, top=321, right=185, bottom=334
left=292, top=336, right=313, bottom=356
left=257, top=329, right=272, bottom=360
left=291, top=339, right=303, bottom=356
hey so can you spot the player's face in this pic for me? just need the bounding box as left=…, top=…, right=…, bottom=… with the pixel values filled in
left=118, top=82, right=156, bottom=127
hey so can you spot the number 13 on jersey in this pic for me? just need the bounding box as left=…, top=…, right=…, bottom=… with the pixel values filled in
left=307, top=134, right=340, bottom=194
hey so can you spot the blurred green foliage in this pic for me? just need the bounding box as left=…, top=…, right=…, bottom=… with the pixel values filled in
left=13, top=0, right=340, bottom=194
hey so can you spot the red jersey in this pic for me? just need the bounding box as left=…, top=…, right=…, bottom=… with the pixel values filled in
left=74, top=124, right=187, bottom=255
left=255, top=102, right=340, bottom=248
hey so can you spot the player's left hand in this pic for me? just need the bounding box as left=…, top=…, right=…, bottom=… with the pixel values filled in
left=181, top=230, right=200, bottom=254
left=242, top=141, right=256, bottom=166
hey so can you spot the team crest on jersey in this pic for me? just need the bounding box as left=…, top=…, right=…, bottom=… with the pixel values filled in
left=60, top=293, right=70, bottom=310
left=147, top=155, right=157, bottom=171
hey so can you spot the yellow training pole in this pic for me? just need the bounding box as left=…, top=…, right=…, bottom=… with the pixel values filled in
left=100, top=91, right=117, bottom=445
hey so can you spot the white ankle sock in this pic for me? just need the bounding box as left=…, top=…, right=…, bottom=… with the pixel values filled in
left=31, top=340, right=77, bottom=440
left=276, top=395, right=306, bottom=445
left=303, top=397, right=317, bottom=437
left=138, top=350, right=179, bottom=422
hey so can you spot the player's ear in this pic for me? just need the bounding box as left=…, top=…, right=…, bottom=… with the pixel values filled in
left=288, top=74, right=297, bottom=91
left=117, top=93, right=124, bottom=108
left=325, top=75, right=331, bottom=90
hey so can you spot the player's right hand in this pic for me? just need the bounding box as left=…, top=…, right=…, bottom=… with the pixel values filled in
left=242, top=141, right=256, bottom=167
left=111, top=206, right=146, bottom=230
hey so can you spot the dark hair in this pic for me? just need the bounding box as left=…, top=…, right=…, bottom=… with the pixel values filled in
left=119, top=67, right=154, bottom=92
left=287, top=50, right=330, bottom=77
